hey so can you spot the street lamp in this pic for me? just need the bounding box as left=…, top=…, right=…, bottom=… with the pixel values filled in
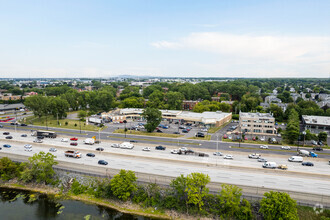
left=216, top=134, right=219, bottom=166
left=302, top=131, right=306, bottom=147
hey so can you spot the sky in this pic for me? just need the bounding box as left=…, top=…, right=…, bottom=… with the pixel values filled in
left=0, top=0, right=329, bottom=78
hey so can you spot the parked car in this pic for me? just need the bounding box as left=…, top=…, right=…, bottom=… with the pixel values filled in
left=142, top=147, right=151, bottom=151
left=224, top=155, right=233, bottom=159
left=302, top=162, right=314, bottom=166
left=260, top=145, right=269, bottom=149
left=3, top=132, right=10, bottom=135
left=21, top=134, right=27, bottom=137
left=173, top=131, right=180, bottom=134
left=311, top=140, right=317, bottom=145
left=196, top=132, right=205, bottom=138
left=228, top=136, right=232, bottom=140
left=213, top=152, right=223, bottom=156
left=313, top=147, right=323, bottom=151
left=98, top=160, right=108, bottom=165
left=5, top=136, right=13, bottom=139
left=182, top=129, right=189, bottom=133
left=3, top=144, right=11, bottom=148
left=260, top=137, right=265, bottom=141
left=70, top=142, right=78, bottom=146
left=20, top=123, right=27, bottom=126
left=258, top=158, right=267, bottom=162
left=281, top=146, right=291, bottom=150
left=86, top=153, right=95, bottom=157
left=179, top=126, right=186, bottom=129
left=61, top=138, right=69, bottom=142
left=49, top=148, right=57, bottom=152
left=155, top=145, right=166, bottom=150
left=96, top=147, right=104, bottom=151
left=201, top=128, right=208, bottom=132
left=156, top=129, right=163, bottom=133
left=223, top=134, right=228, bottom=139
left=317, top=141, right=323, bottom=146
left=70, top=137, right=78, bottom=141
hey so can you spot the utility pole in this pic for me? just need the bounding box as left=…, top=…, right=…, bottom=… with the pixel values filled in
left=79, top=120, right=81, bottom=134
left=98, top=128, right=101, bottom=143
left=216, top=134, right=219, bottom=166
left=15, top=109, right=17, bottom=132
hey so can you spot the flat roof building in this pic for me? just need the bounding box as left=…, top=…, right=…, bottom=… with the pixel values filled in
left=302, top=115, right=330, bottom=134
left=239, top=112, right=276, bottom=136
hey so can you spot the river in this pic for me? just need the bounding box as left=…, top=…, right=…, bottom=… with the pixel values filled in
left=0, top=187, right=155, bottom=220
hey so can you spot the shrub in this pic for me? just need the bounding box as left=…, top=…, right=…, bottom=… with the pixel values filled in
left=65, top=121, right=68, bottom=126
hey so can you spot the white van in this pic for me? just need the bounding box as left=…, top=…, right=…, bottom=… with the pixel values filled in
left=24, top=144, right=32, bottom=152
left=84, top=138, right=95, bottom=145
left=288, top=156, right=303, bottom=162
left=262, top=162, right=277, bottom=169
left=120, top=142, right=134, bottom=149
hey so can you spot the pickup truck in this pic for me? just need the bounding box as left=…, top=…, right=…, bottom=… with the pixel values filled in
left=277, top=164, right=288, bottom=170
left=64, top=150, right=82, bottom=158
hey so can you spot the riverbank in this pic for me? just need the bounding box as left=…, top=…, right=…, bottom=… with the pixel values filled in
left=0, top=181, right=196, bottom=220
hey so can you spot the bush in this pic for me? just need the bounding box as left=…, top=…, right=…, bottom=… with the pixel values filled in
left=65, top=121, right=68, bottom=126
left=70, top=179, right=88, bottom=195
left=74, top=123, right=77, bottom=127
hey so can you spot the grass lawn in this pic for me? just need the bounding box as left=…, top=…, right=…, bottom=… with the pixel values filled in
left=208, top=121, right=231, bottom=133
left=297, top=205, right=330, bottom=220
left=114, top=129, right=183, bottom=138
left=21, top=115, right=105, bottom=131
left=187, top=135, right=212, bottom=140
left=222, top=138, right=276, bottom=145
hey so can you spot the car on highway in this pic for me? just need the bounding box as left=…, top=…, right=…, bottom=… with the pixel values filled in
left=111, top=143, right=120, bottom=148
left=258, top=158, right=267, bottom=162
left=130, top=140, right=138, bottom=143
left=33, top=139, right=43, bottom=143
left=98, top=160, right=108, bottom=165
left=213, top=152, right=223, bottom=156
left=0, top=146, right=2, bottom=150
left=277, top=164, right=288, bottom=170
left=313, top=147, right=323, bottom=151
left=248, top=153, right=261, bottom=159
left=96, top=147, right=104, bottom=151
left=86, top=153, right=95, bottom=157
left=171, top=149, right=179, bottom=154
left=61, top=138, right=69, bottom=142
left=3, top=132, right=10, bottom=135
left=302, top=162, right=314, bottom=166
left=3, top=144, right=11, bottom=148
left=281, top=146, right=291, bottom=150
left=70, top=142, right=78, bottom=146
left=5, top=136, right=13, bottom=139
left=21, top=134, right=27, bottom=137
left=20, top=123, right=28, bottom=126
left=260, top=145, right=269, bottom=149
left=142, top=147, right=151, bottom=151
left=24, top=144, right=32, bottom=152
left=10, top=122, right=19, bottom=125
left=49, top=148, right=57, bottom=152
left=179, top=147, right=188, bottom=152
left=70, top=137, right=78, bottom=141
left=224, top=154, right=233, bottom=159
left=155, top=145, right=166, bottom=150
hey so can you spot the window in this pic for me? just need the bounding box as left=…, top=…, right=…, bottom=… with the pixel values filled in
left=266, top=130, right=273, bottom=134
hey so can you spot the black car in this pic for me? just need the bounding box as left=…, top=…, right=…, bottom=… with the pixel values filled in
left=37, top=136, right=44, bottom=139
left=5, top=136, right=13, bottom=139
left=196, top=132, right=205, bottom=138
left=156, top=129, right=163, bottom=133
left=98, top=160, right=108, bottom=165
left=317, top=141, right=324, bottom=146
left=155, top=145, right=166, bottom=150
left=96, top=147, right=104, bottom=151
left=70, top=142, right=78, bottom=146
left=10, top=122, right=19, bottom=125
left=302, top=162, right=314, bottom=166
left=21, top=123, right=28, bottom=126
left=86, top=153, right=95, bottom=157
left=21, top=134, right=27, bottom=137
left=3, top=132, right=10, bottom=135
left=130, top=140, right=137, bottom=143
left=313, top=147, right=323, bottom=151
left=173, top=131, right=180, bottom=134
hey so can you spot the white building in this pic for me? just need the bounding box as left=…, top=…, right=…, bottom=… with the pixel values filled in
left=302, top=115, right=330, bottom=134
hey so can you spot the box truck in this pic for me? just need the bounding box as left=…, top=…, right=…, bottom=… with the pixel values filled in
left=84, top=138, right=95, bottom=145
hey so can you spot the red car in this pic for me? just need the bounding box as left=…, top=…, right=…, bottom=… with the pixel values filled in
left=223, top=134, right=228, bottom=139
left=70, top=142, right=78, bottom=146
left=70, top=137, right=78, bottom=141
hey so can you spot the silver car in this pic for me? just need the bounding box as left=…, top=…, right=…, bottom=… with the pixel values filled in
left=49, top=147, right=57, bottom=152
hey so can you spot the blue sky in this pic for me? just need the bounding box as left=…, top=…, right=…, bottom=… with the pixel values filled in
left=0, top=0, right=329, bottom=78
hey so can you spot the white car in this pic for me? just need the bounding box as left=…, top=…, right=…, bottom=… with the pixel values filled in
left=260, top=138, right=265, bottom=141
left=171, top=149, right=179, bottom=154
left=49, top=147, right=57, bottom=152
left=33, top=139, right=43, bottom=143
left=61, top=138, right=69, bottom=142
left=260, top=145, right=269, bottom=149
left=201, top=128, right=208, bottom=132
left=24, top=144, right=32, bottom=152
left=179, top=147, right=188, bottom=152
left=111, top=143, right=120, bottom=148
left=228, top=136, right=232, bottom=140
left=281, top=146, right=291, bottom=150
left=213, top=152, right=223, bottom=156
left=224, top=154, right=233, bottom=159
left=248, top=153, right=261, bottom=159
left=142, top=147, right=151, bottom=151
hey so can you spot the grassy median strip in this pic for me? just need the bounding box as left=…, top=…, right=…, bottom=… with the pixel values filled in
left=107, top=135, right=201, bottom=145
left=20, top=115, right=105, bottom=132
left=187, top=135, right=212, bottom=140
left=208, top=121, right=231, bottom=133
left=230, top=145, right=330, bottom=155
left=113, top=129, right=183, bottom=138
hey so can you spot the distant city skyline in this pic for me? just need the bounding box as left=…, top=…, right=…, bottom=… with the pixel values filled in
left=0, top=0, right=329, bottom=78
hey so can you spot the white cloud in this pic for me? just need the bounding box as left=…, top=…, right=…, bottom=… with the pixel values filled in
left=151, top=32, right=330, bottom=64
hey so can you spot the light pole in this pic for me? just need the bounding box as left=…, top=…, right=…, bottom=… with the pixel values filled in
left=216, top=134, right=219, bottom=166
left=302, top=131, right=306, bottom=147
left=14, top=108, right=17, bottom=132
left=98, top=128, right=101, bottom=143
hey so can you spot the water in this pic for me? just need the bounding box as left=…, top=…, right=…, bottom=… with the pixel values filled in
left=0, top=188, right=154, bottom=220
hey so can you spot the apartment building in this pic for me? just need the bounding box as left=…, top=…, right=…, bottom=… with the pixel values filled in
left=239, top=112, right=276, bottom=136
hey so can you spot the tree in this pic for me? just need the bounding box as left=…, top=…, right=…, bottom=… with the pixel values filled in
left=24, top=95, right=48, bottom=118
left=0, top=157, right=20, bottom=180
left=218, top=184, right=243, bottom=218
left=283, top=109, right=300, bottom=144
left=260, top=191, right=298, bottom=220
left=169, top=174, right=188, bottom=210
left=142, top=108, right=162, bottom=132
left=110, top=169, right=137, bottom=201
left=166, top=91, right=184, bottom=110
left=185, top=172, right=210, bottom=210
left=121, top=97, right=144, bottom=108
left=267, top=104, right=284, bottom=121
left=20, top=151, right=58, bottom=184
left=318, top=132, right=328, bottom=142
left=48, top=97, right=69, bottom=119
left=78, top=110, right=87, bottom=121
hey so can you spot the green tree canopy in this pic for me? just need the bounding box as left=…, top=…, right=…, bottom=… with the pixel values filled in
left=110, top=169, right=137, bottom=201
left=142, top=107, right=162, bottom=132
left=185, top=172, right=210, bottom=210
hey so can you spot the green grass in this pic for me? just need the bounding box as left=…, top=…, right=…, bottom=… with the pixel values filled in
left=114, top=129, right=183, bottom=138
left=21, top=115, right=105, bottom=131
left=297, top=205, right=330, bottom=220
left=222, top=138, right=277, bottom=145
left=107, top=135, right=201, bottom=145
left=208, top=121, right=231, bottom=133
left=188, top=135, right=212, bottom=140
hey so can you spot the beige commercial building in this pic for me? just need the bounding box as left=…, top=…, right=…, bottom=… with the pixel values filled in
left=239, top=112, right=276, bottom=136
